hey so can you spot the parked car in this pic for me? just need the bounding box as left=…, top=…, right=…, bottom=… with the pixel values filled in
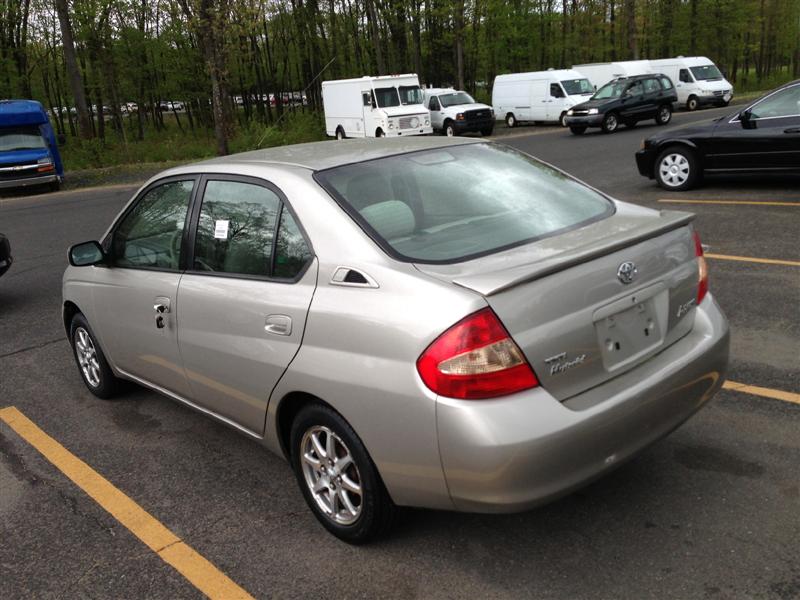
left=636, top=79, right=800, bottom=190
left=159, top=100, right=185, bottom=112
left=0, top=233, right=11, bottom=277
left=0, top=100, right=65, bottom=192
left=63, top=137, right=729, bottom=543
left=565, top=74, right=678, bottom=134
left=423, top=88, right=494, bottom=136
left=492, top=69, right=595, bottom=127
left=650, top=56, right=733, bottom=110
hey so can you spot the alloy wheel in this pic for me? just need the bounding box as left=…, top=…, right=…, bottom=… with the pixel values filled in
left=659, top=106, right=671, bottom=123
left=74, top=327, right=101, bottom=387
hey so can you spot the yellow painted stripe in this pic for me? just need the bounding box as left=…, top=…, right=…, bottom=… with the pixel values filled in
left=659, top=199, right=800, bottom=207
left=705, top=253, right=800, bottom=267
left=723, top=381, right=800, bottom=405
left=0, top=406, right=254, bottom=600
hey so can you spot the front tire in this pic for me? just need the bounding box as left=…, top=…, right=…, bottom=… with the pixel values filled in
left=656, top=104, right=672, bottom=125
left=601, top=112, right=619, bottom=133
left=290, top=403, right=396, bottom=544
left=444, top=121, right=456, bottom=137
left=559, top=112, right=568, bottom=127
left=686, top=96, right=699, bottom=111
left=481, top=126, right=494, bottom=136
left=375, top=128, right=385, bottom=138
left=70, top=313, right=121, bottom=399
left=335, top=127, right=346, bottom=140
left=569, top=125, right=587, bottom=135
left=505, top=113, right=516, bottom=128
left=655, top=146, right=700, bottom=191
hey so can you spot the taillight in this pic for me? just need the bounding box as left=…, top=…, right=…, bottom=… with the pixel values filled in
left=416, top=308, right=539, bottom=399
left=693, top=230, right=709, bottom=304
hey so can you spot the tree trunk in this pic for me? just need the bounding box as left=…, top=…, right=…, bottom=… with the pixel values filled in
left=54, top=0, right=92, bottom=139
left=454, top=0, right=465, bottom=90
left=365, top=0, right=385, bottom=74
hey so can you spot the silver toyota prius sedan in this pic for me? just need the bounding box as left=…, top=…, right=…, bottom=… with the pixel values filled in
left=63, top=137, right=729, bottom=543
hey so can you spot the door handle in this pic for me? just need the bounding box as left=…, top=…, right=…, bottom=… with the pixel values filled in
left=784, top=128, right=800, bottom=134
left=154, top=297, right=171, bottom=329
left=265, top=315, right=292, bottom=336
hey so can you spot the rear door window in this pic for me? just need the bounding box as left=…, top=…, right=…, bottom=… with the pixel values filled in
left=316, top=143, right=613, bottom=264
left=643, top=78, right=661, bottom=94
left=659, top=76, right=674, bottom=90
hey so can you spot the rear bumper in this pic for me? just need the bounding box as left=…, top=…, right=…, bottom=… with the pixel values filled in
left=564, top=114, right=604, bottom=127
left=636, top=148, right=657, bottom=178
left=436, top=294, right=729, bottom=513
left=0, top=173, right=59, bottom=190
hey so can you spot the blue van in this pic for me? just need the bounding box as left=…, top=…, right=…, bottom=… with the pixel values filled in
left=0, top=100, right=65, bottom=191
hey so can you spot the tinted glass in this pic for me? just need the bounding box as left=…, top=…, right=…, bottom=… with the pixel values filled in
left=440, top=92, right=475, bottom=107
left=659, top=76, right=674, bottom=90
left=0, top=127, right=47, bottom=151
left=749, top=85, right=800, bottom=119
left=317, top=144, right=612, bottom=263
left=113, top=180, right=193, bottom=270
left=561, top=78, right=594, bottom=95
left=193, top=180, right=280, bottom=276
left=627, top=81, right=644, bottom=96
left=274, top=206, right=312, bottom=279
left=399, top=85, right=423, bottom=105
left=429, top=97, right=440, bottom=111
left=643, top=78, right=661, bottom=93
left=690, top=65, right=723, bottom=81
left=375, top=87, right=400, bottom=108
left=679, top=69, right=692, bottom=83
left=550, top=84, right=565, bottom=98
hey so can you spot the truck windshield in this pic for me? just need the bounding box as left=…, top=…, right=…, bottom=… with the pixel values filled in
left=316, top=143, right=612, bottom=264
left=592, top=80, right=627, bottom=100
left=561, top=78, right=594, bottom=95
left=398, top=85, right=424, bottom=105
left=0, top=127, right=47, bottom=152
left=439, top=92, right=475, bottom=107
left=374, top=87, right=400, bottom=108
left=690, top=65, right=723, bottom=81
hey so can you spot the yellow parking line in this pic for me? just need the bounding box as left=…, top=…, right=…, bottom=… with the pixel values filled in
left=705, top=253, right=800, bottom=267
left=0, top=406, right=254, bottom=600
left=659, top=199, right=800, bottom=207
left=723, top=381, right=800, bottom=405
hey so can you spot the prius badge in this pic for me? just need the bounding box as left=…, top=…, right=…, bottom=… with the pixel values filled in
left=617, top=261, right=638, bottom=284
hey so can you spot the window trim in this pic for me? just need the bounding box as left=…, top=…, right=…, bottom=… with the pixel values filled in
left=103, top=174, right=200, bottom=274
left=313, top=143, right=616, bottom=266
left=184, top=173, right=315, bottom=284
left=728, top=83, right=800, bottom=124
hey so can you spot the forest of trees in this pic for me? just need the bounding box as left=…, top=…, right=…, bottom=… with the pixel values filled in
left=2, top=0, right=799, bottom=155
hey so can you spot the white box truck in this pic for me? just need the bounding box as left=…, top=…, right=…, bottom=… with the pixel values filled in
left=322, top=74, right=432, bottom=139
left=571, top=60, right=653, bottom=90
left=649, top=56, right=733, bottom=110
left=491, top=69, right=595, bottom=127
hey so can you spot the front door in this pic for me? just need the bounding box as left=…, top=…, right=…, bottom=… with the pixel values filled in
left=177, top=176, right=317, bottom=434
left=547, top=83, right=567, bottom=122
left=428, top=96, right=444, bottom=129
left=91, top=177, right=196, bottom=398
left=620, top=80, right=646, bottom=120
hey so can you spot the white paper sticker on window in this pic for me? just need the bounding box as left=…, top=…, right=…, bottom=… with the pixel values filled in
left=214, top=220, right=229, bottom=240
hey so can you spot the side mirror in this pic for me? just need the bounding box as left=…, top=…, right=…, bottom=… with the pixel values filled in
left=739, top=109, right=757, bottom=129
left=57, top=133, right=66, bottom=146
left=69, top=241, right=106, bottom=267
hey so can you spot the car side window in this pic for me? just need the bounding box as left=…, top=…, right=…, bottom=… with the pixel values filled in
left=550, top=84, right=565, bottom=98
left=749, top=85, right=800, bottom=119
left=679, top=69, right=692, bottom=83
left=429, top=97, right=440, bottom=111
left=112, top=180, right=194, bottom=270
left=193, top=180, right=280, bottom=276
left=659, top=76, right=674, bottom=90
left=626, top=82, right=644, bottom=97
left=274, top=206, right=313, bottom=279
left=643, top=78, right=660, bottom=94
left=362, top=92, right=371, bottom=107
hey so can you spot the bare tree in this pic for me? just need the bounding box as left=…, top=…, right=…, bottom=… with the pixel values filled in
left=53, top=0, right=92, bottom=139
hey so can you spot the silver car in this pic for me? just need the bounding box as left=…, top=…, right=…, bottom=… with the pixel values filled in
left=63, top=138, right=729, bottom=543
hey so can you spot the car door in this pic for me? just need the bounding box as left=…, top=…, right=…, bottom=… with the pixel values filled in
left=620, top=81, right=644, bottom=119
left=428, top=96, right=443, bottom=129
left=176, top=176, right=317, bottom=434
left=547, top=83, right=566, bottom=121
left=641, top=77, right=662, bottom=116
left=91, top=176, right=196, bottom=398
left=708, top=83, right=800, bottom=170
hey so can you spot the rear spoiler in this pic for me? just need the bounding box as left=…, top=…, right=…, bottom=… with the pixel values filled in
left=451, top=210, right=695, bottom=296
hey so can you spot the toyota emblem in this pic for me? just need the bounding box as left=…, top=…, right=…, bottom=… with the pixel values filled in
left=617, top=261, right=638, bottom=284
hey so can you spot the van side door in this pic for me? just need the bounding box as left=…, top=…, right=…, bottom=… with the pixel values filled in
left=176, top=176, right=317, bottom=435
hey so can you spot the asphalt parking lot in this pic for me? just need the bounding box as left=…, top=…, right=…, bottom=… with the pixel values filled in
left=1, top=106, right=798, bottom=599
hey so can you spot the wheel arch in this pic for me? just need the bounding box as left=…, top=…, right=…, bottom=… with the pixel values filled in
left=275, top=390, right=336, bottom=460
left=63, top=300, right=82, bottom=336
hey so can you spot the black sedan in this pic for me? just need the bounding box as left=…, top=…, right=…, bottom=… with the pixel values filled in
left=636, top=79, right=800, bottom=190
left=0, top=233, right=11, bottom=277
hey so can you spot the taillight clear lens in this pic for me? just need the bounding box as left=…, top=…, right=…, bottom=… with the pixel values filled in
left=693, top=230, right=709, bottom=304
left=417, top=308, right=539, bottom=399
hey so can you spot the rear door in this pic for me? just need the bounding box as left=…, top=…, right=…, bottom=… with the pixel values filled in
left=177, top=175, right=317, bottom=434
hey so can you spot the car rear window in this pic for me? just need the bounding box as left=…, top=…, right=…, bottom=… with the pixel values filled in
left=315, top=143, right=614, bottom=264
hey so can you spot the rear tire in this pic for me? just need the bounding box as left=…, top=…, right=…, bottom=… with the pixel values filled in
left=375, top=128, right=385, bottom=138
left=655, top=146, right=700, bottom=191
left=290, top=403, right=396, bottom=544
left=686, top=96, right=699, bottom=111
left=335, top=127, right=346, bottom=140
left=49, top=180, right=61, bottom=193
left=601, top=112, right=619, bottom=133
left=70, top=313, right=121, bottom=399
left=569, top=125, right=587, bottom=135
left=655, top=104, right=672, bottom=125
left=505, top=113, right=516, bottom=128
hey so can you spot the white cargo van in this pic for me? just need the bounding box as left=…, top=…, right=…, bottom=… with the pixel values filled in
left=422, top=88, right=494, bottom=136
left=322, top=74, right=432, bottom=139
left=491, top=69, right=594, bottom=127
left=571, top=60, right=653, bottom=90
left=649, top=57, right=733, bottom=110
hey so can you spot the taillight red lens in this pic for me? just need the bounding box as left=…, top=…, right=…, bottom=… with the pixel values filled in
left=693, top=230, right=709, bottom=304
left=416, top=308, right=539, bottom=399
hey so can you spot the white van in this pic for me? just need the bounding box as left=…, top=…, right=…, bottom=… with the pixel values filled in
left=649, top=57, right=733, bottom=110
left=492, top=69, right=594, bottom=127
left=422, top=88, right=494, bottom=136
left=322, top=74, right=432, bottom=139
left=571, top=60, right=653, bottom=90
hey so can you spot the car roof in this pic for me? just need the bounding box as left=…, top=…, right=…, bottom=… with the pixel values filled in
left=183, top=136, right=483, bottom=173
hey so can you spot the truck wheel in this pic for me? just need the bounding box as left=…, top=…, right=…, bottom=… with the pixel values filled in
left=444, top=121, right=456, bottom=137
left=505, top=113, right=516, bottom=128
left=49, top=180, right=61, bottom=192
left=481, top=126, right=494, bottom=136
left=569, top=125, right=587, bottom=135
left=686, top=96, right=699, bottom=111
left=601, top=112, right=619, bottom=133
left=375, top=128, right=385, bottom=138
left=559, top=112, right=568, bottom=127
left=335, top=127, right=346, bottom=140
left=656, top=104, right=672, bottom=125
left=655, top=146, right=700, bottom=191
